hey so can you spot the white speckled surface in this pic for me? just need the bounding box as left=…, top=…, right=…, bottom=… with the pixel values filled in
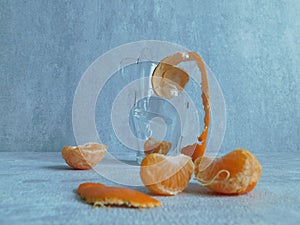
left=0, top=152, right=299, bottom=225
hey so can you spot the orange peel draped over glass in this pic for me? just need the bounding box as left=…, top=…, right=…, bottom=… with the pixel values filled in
left=151, top=52, right=210, bottom=161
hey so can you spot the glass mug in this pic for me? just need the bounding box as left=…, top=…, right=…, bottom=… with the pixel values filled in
left=127, top=58, right=194, bottom=164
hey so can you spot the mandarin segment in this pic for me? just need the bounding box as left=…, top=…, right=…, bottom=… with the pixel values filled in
left=151, top=63, right=189, bottom=99
left=62, top=142, right=107, bottom=170
left=144, top=137, right=172, bottom=155
left=194, top=149, right=262, bottom=195
left=140, top=153, right=194, bottom=196
left=77, top=183, right=161, bottom=208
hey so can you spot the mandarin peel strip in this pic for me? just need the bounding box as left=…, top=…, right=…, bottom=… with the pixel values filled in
left=77, top=182, right=106, bottom=195
left=78, top=183, right=162, bottom=208
left=152, top=52, right=210, bottom=161
left=151, top=63, right=190, bottom=99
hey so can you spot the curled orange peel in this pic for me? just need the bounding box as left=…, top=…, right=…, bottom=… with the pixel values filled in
left=78, top=182, right=161, bottom=208
left=151, top=52, right=210, bottom=161
left=151, top=62, right=189, bottom=99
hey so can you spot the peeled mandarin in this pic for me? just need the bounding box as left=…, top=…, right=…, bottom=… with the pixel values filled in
left=62, top=142, right=107, bottom=170
left=194, top=149, right=262, bottom=195
left=140, top=153, right=194, bottom=196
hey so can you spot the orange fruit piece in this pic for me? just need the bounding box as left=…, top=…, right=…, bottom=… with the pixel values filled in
left=152, top=52, right=210, bottom=161
left=194, top=149, right=262, bottom=195
left=62, top=142, right=107, bottom=170
left=77, top=182, right=161, bottom=208
left=144, top=137, right=172, bottom=155
left=140, top=153, right=194, bottom=196
left=151, top=63, right=189, bottom=99
left=181, top=142, right=206, bottom=162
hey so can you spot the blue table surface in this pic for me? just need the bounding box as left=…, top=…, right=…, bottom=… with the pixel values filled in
left=0, top=151, right=299, bottom=225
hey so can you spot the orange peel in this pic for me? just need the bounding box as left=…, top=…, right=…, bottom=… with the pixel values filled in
left=151, top=52, right=210, bottom=161
left=144, top=137, right=172, bottom=155
left=140, top=153, right=194, bottom=196
left=194, top=149, right=262, bottom=195
left=62, top=142, right=107, bottom=170
left=77, top=182, right=162, bottom=208
left=151, top=63, right=189, bottom=99
left=78, top=182, right=106, bottom=195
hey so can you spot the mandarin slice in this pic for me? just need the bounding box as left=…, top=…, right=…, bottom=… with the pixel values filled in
left=144, top=137, right=172, bottom=155
left=194, top=149, right=262, bottom=195
left=77, top=182, right=161, bottom=208
left=151, top=63, right=189, bottom=99
left=62, top=142, right=107, bottom=170
left=140, top=153, right=194, bottom=196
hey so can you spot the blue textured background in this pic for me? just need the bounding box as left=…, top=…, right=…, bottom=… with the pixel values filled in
left=1, top=0, right=299, bottom=153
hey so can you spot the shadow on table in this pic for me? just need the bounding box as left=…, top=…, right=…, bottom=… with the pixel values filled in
left=73, top=189, right=87, bottom=203
left=41, top=165, right=73, bottom=170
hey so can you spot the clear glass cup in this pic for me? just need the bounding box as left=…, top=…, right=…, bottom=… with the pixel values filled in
left=128, top=59, right=191, bottom=163
left=73, top=41, right=226, bottom=186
